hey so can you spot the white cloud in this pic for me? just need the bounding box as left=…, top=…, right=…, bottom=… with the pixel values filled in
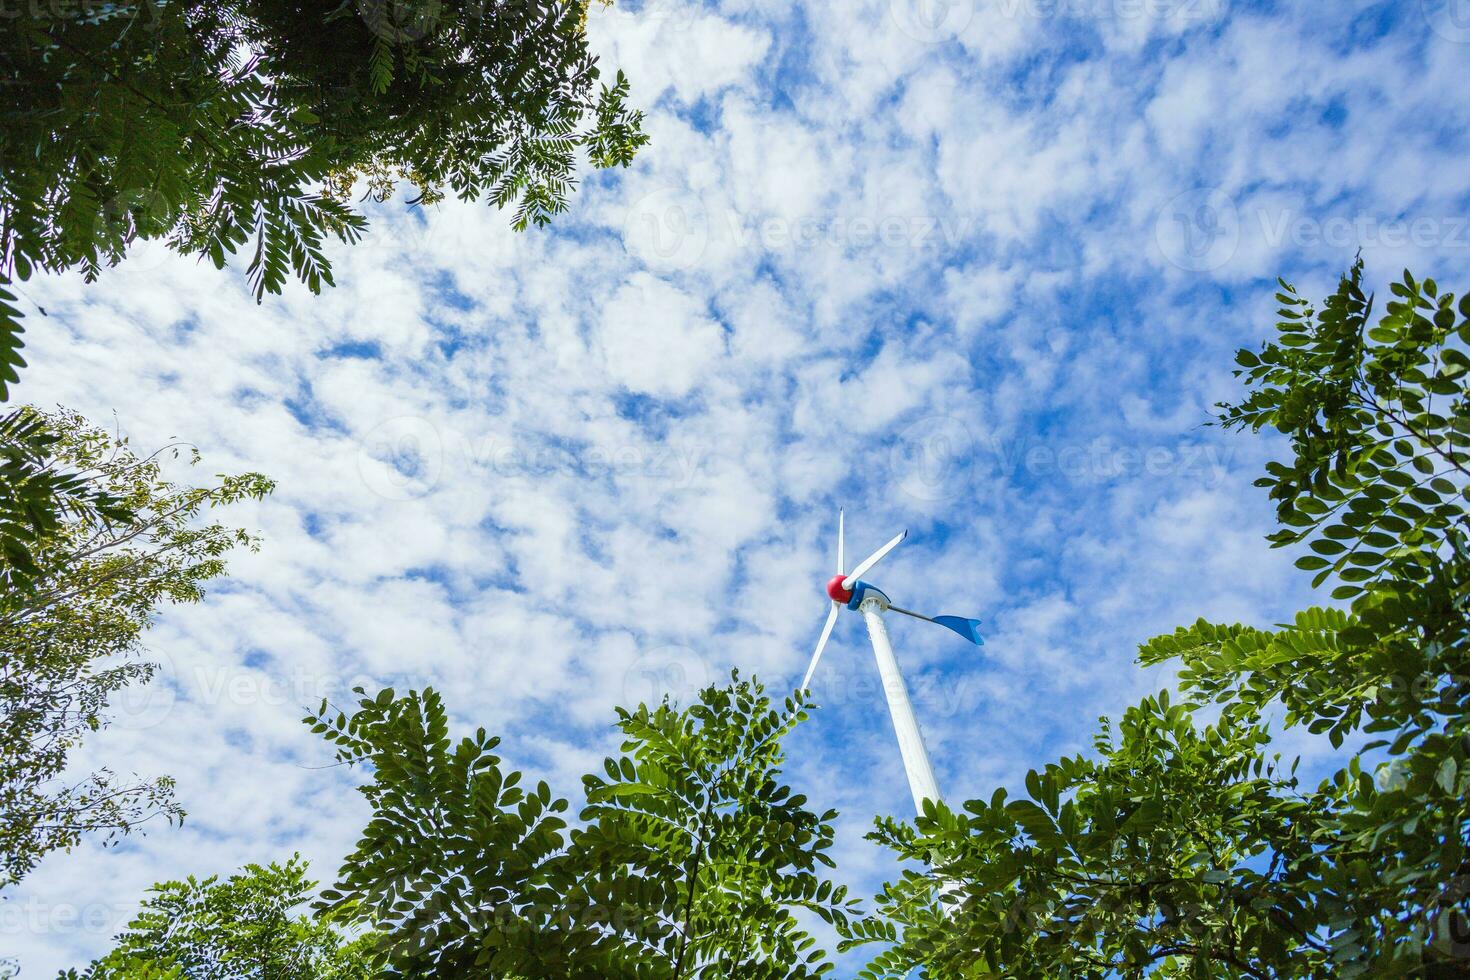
left=591, top=6, right=771, bottom=105
left=599, top=273, right=727, bottom=397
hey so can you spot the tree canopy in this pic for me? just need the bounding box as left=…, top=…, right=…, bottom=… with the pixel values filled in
left=0, top=407, right=134, bottom=593
left=0, top=0, right=648, bottom=398
left=0, top=407, right=272, bottom=888
left=844, top=263, right=1470, bottom=978
left=61, top=856, right=374, bottom=979
left=307, top=672, right=859, bottom=977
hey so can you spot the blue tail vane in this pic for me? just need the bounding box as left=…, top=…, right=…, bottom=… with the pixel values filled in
left=934, top=616, right=985, bottom=647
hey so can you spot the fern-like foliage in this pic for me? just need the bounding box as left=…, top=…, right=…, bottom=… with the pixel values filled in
left=307, top=673, right=858, bottom=978
left=570, top=674, right=859, bottom=978
left=855, top=266, right=1470, bottom=979
left=0, top=283, right=23, bottom=401
left=0, top=407, right=133, bottom=594
left=1, top=407, right=274, bottom=889
left=62, top=856, right=375, bottom=979
left=844, top=695, right=1324, bottom=979
left=0, top=0, right=648, bottom=398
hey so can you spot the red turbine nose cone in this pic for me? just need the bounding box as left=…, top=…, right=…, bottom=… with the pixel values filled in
left=826, top=574, right=853, bottom=603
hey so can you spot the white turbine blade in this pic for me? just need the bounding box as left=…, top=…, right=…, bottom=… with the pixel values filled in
left=843, top=529, right=907, bottom=589
left=802, top=603, right=841, bottom=691
left=837, top=508, right=845, bottom=574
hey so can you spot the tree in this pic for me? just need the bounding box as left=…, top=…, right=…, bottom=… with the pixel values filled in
left=0, top=407, right=134, bottom=592
left=848, top=263, right=1470, bottom=978
left=308, top=684, right=581, bottom=976
left=307, top=672, right=859, bottom=977
left=0, top=0, right=648, bottom=398
left=1, top=407, right=273, bottom=888
left=571, top=678, right=856, bottom=977
left=848, top=697, right=1330, bottom=978
left=61, top=856, right=374, bottom=979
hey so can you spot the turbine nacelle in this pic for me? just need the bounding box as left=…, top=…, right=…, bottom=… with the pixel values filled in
left=801, top=510, right=985, bottom=693
left=824, top=574, right=852, bottom=603
left=828, top=576, right=888, bottom=611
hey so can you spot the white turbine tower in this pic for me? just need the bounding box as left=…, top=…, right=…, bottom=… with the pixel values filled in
left=802, top=509, right=984, bottom=816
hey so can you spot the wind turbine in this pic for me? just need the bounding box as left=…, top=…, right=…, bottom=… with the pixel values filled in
left=802, top=509, right=984, bottom=816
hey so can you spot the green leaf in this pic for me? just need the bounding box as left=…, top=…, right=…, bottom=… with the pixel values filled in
left=1437, top=757, right=1457, bottom=795
left=0, top=283, right=27, bottom=402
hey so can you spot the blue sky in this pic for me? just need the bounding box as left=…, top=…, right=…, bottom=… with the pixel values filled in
left=7, top=0, right=1470, bottom=973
